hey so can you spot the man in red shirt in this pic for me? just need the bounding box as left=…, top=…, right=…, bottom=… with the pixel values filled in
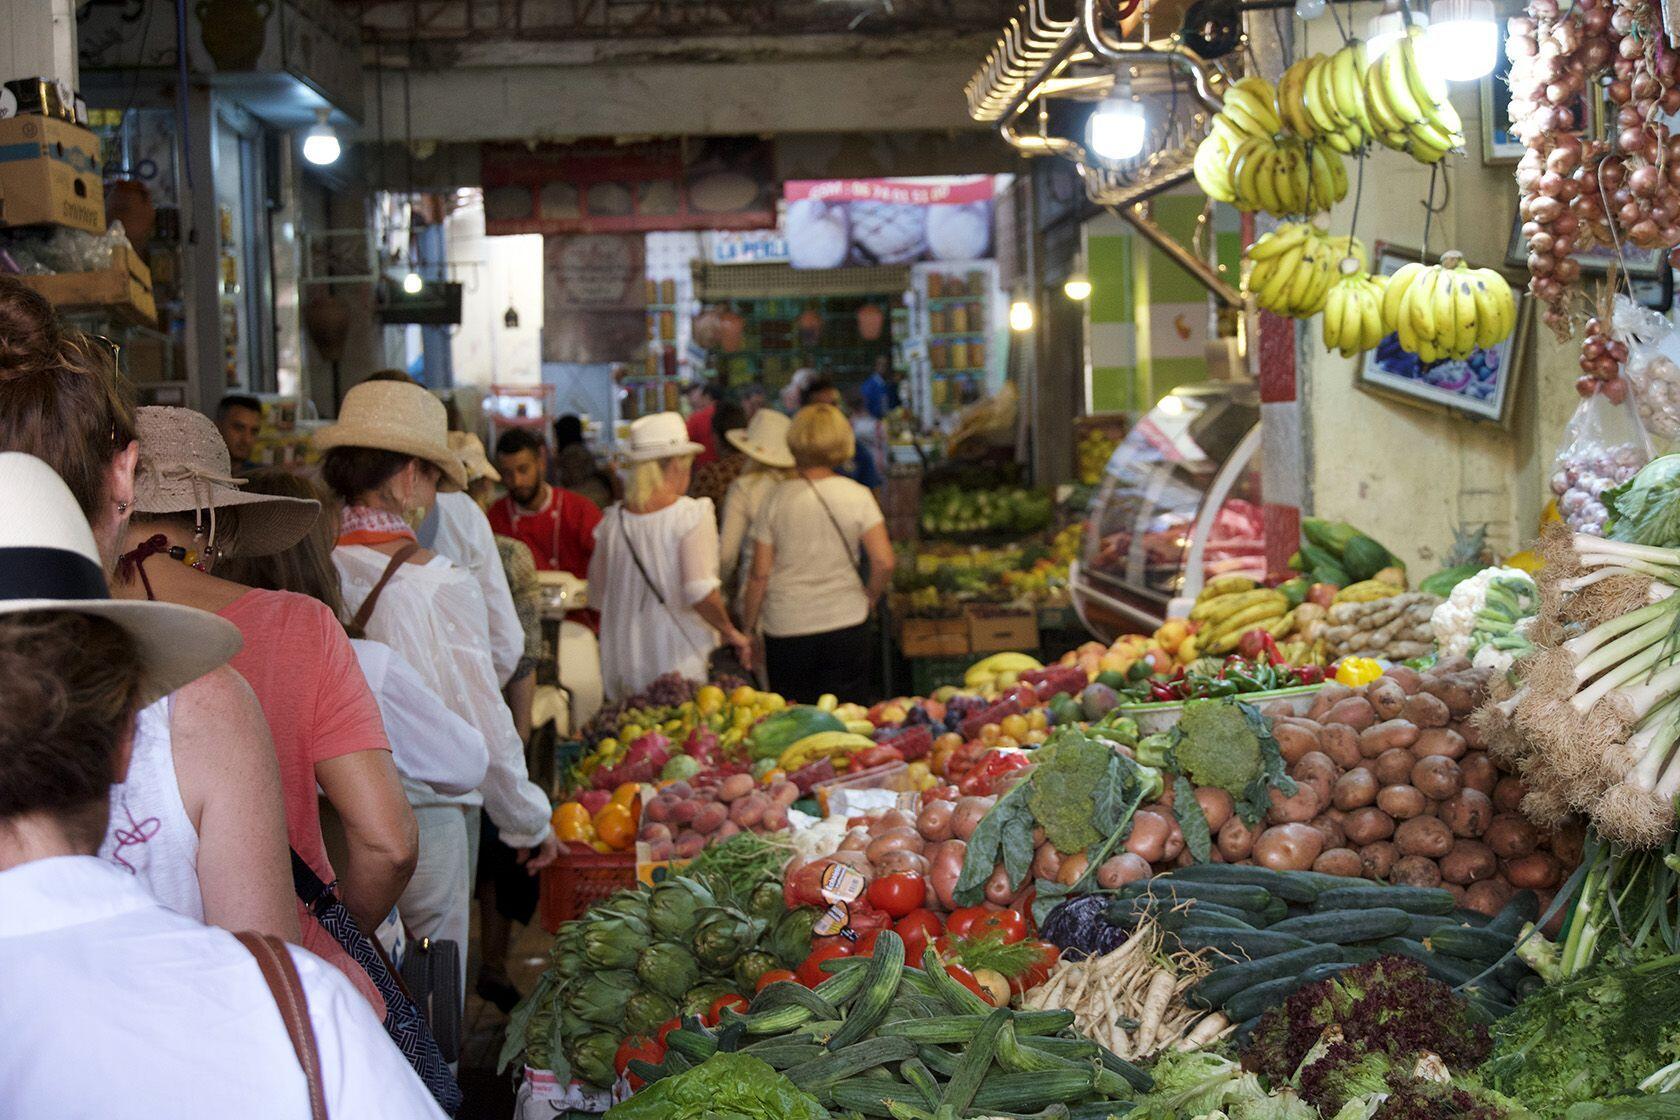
left=684, top=381, right=723, bottom=467
left=488, top=428, right=602, bottom=577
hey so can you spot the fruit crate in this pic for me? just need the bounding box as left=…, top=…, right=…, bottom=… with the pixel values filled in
left=538, top=846, right=636, bottom=932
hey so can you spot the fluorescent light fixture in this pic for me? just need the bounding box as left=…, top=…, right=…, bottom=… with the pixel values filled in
left=1425, top=0, right=1498, bottom=81
left=301, top=108, right=341, bottom=167
left=402, top=271, right=424, bottom=295
left=1064, top=274, right=1093, bottom=301
left=1366, top=7, right=1428, bottom=62
left=1087, top=80, right=1147, bottom=162
left=1009, top=296, right=1035, bottom=332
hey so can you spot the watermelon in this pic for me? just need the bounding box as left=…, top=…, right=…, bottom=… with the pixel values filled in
left=746, top=706, right=845, bottom=761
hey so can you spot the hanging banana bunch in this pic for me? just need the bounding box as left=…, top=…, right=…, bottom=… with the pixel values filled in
left=1381, top=252, right=1517, bottom=362
left=1363, top=27, right=1465, bottom=164
left=1322, top=260, right=1390, bottom=357
left=1244, top=222, right=1342, bottom=317
left=1194, top=76, right=1349, bottom=216
left=1276, top=42, right=1372, bottom=153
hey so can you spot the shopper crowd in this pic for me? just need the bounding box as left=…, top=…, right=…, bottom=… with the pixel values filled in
left=0, top=273, right=900, bottom=1116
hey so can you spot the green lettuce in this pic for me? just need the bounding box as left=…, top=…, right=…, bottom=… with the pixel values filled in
left=1606, top=455, right=1680, bottom=547
left=605, top=1053, right=830, bottom=1120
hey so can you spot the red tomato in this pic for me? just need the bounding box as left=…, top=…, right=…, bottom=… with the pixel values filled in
left=853, top=928, right=883, bottom=957
left=866, top=873, right=927, bottom=919
left=944, top=963, right=995, bottom=1005
left=1009, top=940, right=1062, bottom=996
left=755, top=968, right=798, bottom=993
left=972, top=909, right=1028, bottom=944
left=613, top=1034, right=664, bottom=1089
left=893, top=909, right=943, bottom=962
left=847, top=899, right=894, bottom=935
left=705, top=993, right=749, bottom=1025
left=654, top=1018, right=683, bottom=1047
left=797, top=941, right=855, bottom=987
left=945, top=906, right=993, bottom=937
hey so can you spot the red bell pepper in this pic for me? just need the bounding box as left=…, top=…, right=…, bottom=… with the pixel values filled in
left=958, top=750, right=1032, bottom=797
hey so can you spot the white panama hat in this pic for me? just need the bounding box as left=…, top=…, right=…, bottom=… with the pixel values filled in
left=0, top=452, right=242, bottom=706
left=312, top=380, right=469, bottom=491
left=725, top=409, right=795, bottom=469
left=624, top=412, right=706, bottom=463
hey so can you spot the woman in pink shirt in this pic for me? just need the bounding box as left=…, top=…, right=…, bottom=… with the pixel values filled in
left=113, top=406, right=417, bottom=1013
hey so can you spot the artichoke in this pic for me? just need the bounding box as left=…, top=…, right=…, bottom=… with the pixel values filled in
left=681, top=980, right=743, bottom=1021
left=769, top=906, right=819, bottom=967
left=648, top=877, right=716, bottom=942
left=567, top=1030, right=620, bottom=1089
left=734, top=950, right=779, bottom=992
left=551, top=947, right=586, bottom=979
left=625, top=989, right=678, bottom=1037
left=745, top=881, right=785, bottom=924
left=636, top=941, right=701, bottom=1001
left=583, top=916, right=649, bottom=970
left=691, top=906, right=761, bottom=971
left=595, top=887, right=651, bottom=924
left=565, top=969, right=637, bottom=1025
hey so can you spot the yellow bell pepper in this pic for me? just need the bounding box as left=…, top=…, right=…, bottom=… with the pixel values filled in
left=1335, top=657, right=1383, bottom=687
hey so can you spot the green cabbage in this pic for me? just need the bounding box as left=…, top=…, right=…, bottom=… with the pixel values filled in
left=636, top=941, right=701, bottom=1000
left=1606, top=455, right=1680, bottom=548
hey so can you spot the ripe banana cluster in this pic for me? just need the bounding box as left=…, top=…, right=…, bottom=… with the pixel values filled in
left=1277, top=43, right=1371, bottom=154
left=1194, top=77, right=1348, bottom=216
left=1191, top=586, right=1292, bottom=654
left=1322, top=267, right=1389, bottom=357
left=1364, top=28, right=1464, bottom=164
left=1243, top=223, right=1362, bottom=318
left=963, top=651, right=1042, bottom=693
left=1382, top=252, right=1516, bottom=362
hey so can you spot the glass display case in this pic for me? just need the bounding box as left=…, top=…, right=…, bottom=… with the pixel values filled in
left=1070, top=383, right=1264, bottom=641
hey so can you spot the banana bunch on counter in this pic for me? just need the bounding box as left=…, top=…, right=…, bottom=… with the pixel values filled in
left=1189, top=577, right=1293, bottom=655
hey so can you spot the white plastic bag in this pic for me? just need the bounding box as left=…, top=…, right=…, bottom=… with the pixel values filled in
left=1550, top=389, right=1650, bottom=533
left=1614, top=294, right=1680, bottom=442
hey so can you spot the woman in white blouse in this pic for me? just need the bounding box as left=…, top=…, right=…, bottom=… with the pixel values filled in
left=590, top=412, right=753, bottom=701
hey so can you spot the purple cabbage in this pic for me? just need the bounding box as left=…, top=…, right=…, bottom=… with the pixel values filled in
left=1038, top=894, right=1130, bottom=960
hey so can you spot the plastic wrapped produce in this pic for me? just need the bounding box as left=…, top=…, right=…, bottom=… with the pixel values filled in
left=1550, top=391, right=1649, bottom=533
left=1615, top=295, right=1680, bottom=443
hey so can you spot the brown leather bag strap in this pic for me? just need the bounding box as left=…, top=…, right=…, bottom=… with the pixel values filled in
left=235, top=931, right=330, bottom=1120
left=350, top=543, right=420, bottom=634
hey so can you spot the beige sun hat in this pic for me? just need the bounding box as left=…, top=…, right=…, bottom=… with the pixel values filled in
left=0, top=452, right=242, bottom=705
left=134, top=407, right=322, bottom=559
left=448, top=431, right=500, bottom=483
left=625, top=411, right=706, bottom=463
left=313, top=380, right=468, bottom=492
left=725, top=409, right=795, bottom=469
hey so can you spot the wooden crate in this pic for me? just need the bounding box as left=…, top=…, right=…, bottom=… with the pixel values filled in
left=965, top=605, right=1039, bottom=654
left=901, top=616, right=970, bottom=658
left=17, top=243, right=156, bottom=326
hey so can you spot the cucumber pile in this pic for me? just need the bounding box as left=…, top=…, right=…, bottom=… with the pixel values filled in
left=1105, top=866, right=1543, bottom=1028
left=630, top=930, right=1150, bottom=1120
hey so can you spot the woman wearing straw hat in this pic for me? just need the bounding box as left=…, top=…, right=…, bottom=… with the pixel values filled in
left=316, top=379, right=559, bottom=991
left=718, top=407, right=796, bottom=615
left=115, top=406, right=415, bottom=1017
left=0, top=451, right=448, bottom=1120
left=589, top=412, right=754, bottom=701
left=0, top=276, right=298, bottom=950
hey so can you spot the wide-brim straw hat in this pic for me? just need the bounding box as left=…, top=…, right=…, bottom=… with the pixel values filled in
left=313, top=380, right=468, bottom=492
left=449, top=431, right=500, bottom=483
left=0, top=452, right=242, bottom=706
left=726, top=409, right=795, bottom=469
left=135, top=406, right=321, bottom=559
left=625, top=412, right=705, bottom=463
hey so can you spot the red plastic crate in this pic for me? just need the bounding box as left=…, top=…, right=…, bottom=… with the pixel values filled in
left=538, top=846, right=636, bottom=932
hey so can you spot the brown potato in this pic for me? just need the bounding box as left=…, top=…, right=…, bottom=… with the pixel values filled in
left=866, top=827, right=925, bottom=863
left=1400, top=692, right=1451, bottom=728
left=1439, top=788, right=1494, bottom=838
left=1218, top=814, right=1259, bottom=861
left=874, top=849, right=929, bottom=877
left=1383, top=665, right=1424, bottom=694
left=1262, top=700, right=1301, bottom=721
left=1291, top=751, right=1339, bottom=805
left=1253, top=823, right=1326, bottom=871
left=1360, top=840, right=1398, bottom=880
left=1440, top=839, right=1498, bottom=884
left=1309, top=812, right=1347, bottom=849
left=1055, top=852, right=1090, bottom=888
left=1506, top=852, right=1561, bottom=890
left=1313, top=847, right=1364, bottom=876
left=1377, top=784, right=1428, bottom=820
left=1391, top=854, right=1444, bottom=887
left=1317, top=723, right=1363, bottom=769
left=1492, top=776, right=1528, bottom=814
left=1343, top=806, right=1397, bottom=846
left=917, top=801, right=956, bottom=843
left=1125, top=811, right=1173, bottom=863
left=1463, top=878, right=1515, bottom=917
left=1444, top=882, right=1469, bottom=905
left=1413, top=727, right=1468, bottom=760
left=1096, top=852, right=1152, bottom=888
left=1195, top=787, right=1235, bottom=833
left=1274, top=721, right=1323, bottom=765
left=1484, top=814, right=1540, bottom=859
left=1267, top=783, right=1322, bottom=825
left=1162, top=820, right=1187, bottom=862
left=1456, top=718, right=1488, bottom=750
left=1458, top=752, right=1498, bottom=796
left=987, top=863, right=1018, bottom=904
left=1326, top=696, right=1378, bottom=731
left=1031, top=842, right=1062, bottom=882
left=1395, top=815, right=1454, bottom=859
left=1333, top=768, right=1381, bottom=810
left=1307, top=682, right=1355, bottom=721
left=1374, top=748, right=1418, bottom=786
left=1366, top=677, right=1407, bottom=720
left=1549, top=818, right=1587, bottom=865
left=1411, top=755, right=1464, bottom=800
left=1360, top=719, right=1421, bottom=758
left=1424, top=673, right=1480, bottom=716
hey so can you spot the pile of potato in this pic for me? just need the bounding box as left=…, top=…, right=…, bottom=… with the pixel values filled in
left=1215, top=657, right=1581, bottom=917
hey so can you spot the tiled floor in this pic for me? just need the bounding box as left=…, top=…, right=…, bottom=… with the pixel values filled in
left=458, top=915, right=554, bottom=1119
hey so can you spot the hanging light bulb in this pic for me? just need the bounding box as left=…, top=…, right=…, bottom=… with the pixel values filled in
left=1425, top=0, right=1498, bottom=81
left=301, top=108, right=341, bottom=167
left=1009, top=295, right=1035, bottom=332
left=1087, top=77, right=1147, bottom=162
left=1063, top=273, right=1093, bottom=301
left=402, top=271, right=424, bottom=295
left=1366, top=5, right=1428, bottom=62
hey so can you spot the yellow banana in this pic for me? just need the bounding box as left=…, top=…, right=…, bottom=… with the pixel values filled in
left=1247, top=222, right=1310, bottom=260
left=1200, top=574, right=1259, bottom=599
left=1382, top=262, right=1427, bottom=332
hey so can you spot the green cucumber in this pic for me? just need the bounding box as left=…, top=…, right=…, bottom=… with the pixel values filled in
left=1117, top=880, right=1275, bottom=911
left=825, top=1080, right=904, bottom=1118
left=939, top=1008, right=1009, bottom=1113
left=915, top=1044, right=960, bottom=1077
left=737, top=1038, right=826, bottom=1069
left=1190, top=943, right=1347, bottom=1008
left=1097, top=1044, right=1153, bottom=1092
left=1405, top=913, right=1459, bottom=940
left=1018, top=1035, right=1100, bottom=1062
left=1268, top=907, right=1413, bottom=944
left=1160, top=865, right=1345, bottom=903
left=828, top=931, right=905, bottom=1049
left=751, top=980, right=840, bottom=1019
left=1157, top=908, right=1257, bottom=932
left=922, top=945, right=991, bottom=1015
left=1313, top=884, right=1455, bottom=915
left=970, top=1070, right=1100, bottom=1113
left=1172, top=926, right=1313, bottom=961
left=1426, top=925, right=1514, bottom=962
left=899, top=1059, right=939, bottom=1107
left=1300, top=961, right=1356, bottom=984
left=995, top=1022, right=1085, bottom=1075
left=1487, top=890, right=1540, bottom=938
left=783, top=1036, right=917, bottom=1091
left=663, top=1027, right=718, bottom=1062
left=1226, top=974, right=1312, bottom=1022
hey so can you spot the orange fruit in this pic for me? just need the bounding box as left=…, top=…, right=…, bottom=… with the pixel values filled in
left=594, top=802, right=636, bottom=849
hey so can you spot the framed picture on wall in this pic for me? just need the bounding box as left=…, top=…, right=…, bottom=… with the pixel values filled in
left=1356, top=244, right=1531, bottom=426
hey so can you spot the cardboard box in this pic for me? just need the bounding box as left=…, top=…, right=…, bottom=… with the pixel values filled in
left=17, top=243, right=156, bottom=326
left=965, top=606, right=1039, bottom=654
left=0, top=115, right=104, bottom=233
left=900, top=616, right=970, bottom=658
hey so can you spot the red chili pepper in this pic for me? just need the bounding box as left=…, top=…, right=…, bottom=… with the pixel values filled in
left=1257, top=631, right=1285, bottom=666
left=1297, top=664, right=1325, bottom=685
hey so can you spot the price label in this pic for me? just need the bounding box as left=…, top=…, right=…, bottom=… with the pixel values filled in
left=812, top=902, right=851, bottom=938
left=820, top=862, right=866, bottom=904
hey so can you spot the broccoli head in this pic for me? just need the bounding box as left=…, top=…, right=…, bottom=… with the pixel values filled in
left=1171, top=699, right=1296, bottom=823
left=1026, top=731, right=1113, bottom=854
